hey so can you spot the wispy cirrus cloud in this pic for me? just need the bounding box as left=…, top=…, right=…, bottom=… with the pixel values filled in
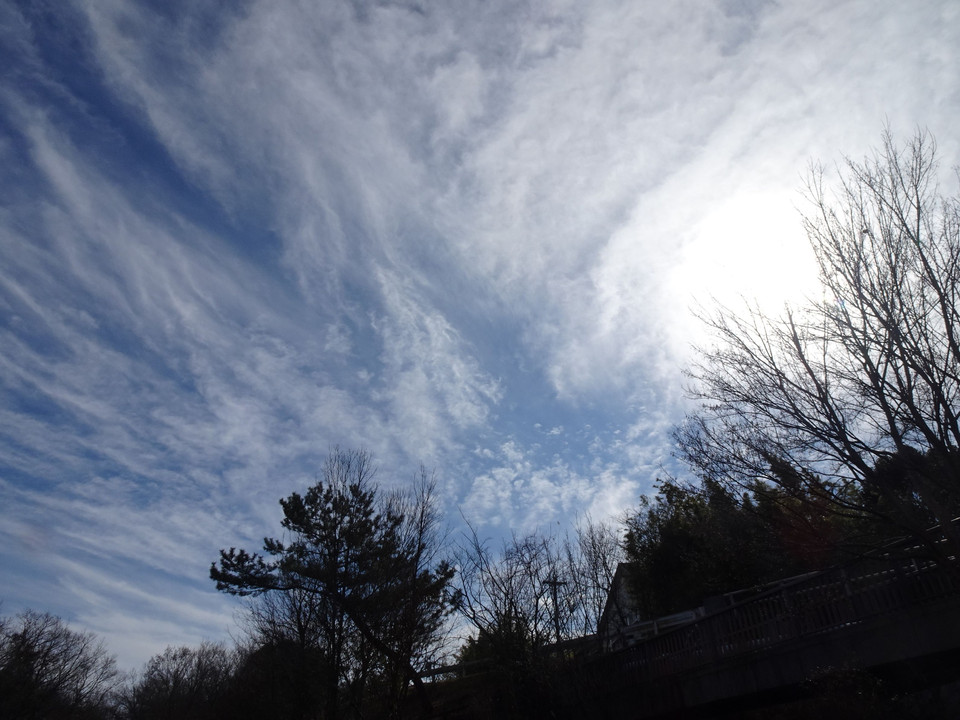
left=1, top=0, right=958, bottom=669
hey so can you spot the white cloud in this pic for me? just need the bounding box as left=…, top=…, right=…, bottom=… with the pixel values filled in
left=2, top=0, right=958, bottom=668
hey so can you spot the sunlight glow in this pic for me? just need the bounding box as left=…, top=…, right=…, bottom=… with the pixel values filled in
left=677, top=189, right=819, bottom=315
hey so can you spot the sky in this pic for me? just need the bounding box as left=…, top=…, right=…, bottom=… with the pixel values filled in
left=2, top=0, right=959, bottom=670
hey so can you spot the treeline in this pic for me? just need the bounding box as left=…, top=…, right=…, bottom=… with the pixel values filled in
left=0, top=449, right=626, bottom=720
left=6, top=449, right=956, bottom=720
left=622, top=459, right=957, bottom=620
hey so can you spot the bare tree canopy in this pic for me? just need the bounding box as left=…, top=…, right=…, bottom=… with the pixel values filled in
left=678, top=129, right=960, bottom=559
left=0, top=610, right=119, bottom=719
left=454, top=516, right=623, bottom=664
left=122, top=643, right=235, bottom=720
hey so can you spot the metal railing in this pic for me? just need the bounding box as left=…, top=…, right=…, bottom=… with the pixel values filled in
left=580, top=552, right=960, bottom=689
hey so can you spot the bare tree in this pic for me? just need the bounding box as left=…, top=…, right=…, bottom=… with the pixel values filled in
left=240, top=585, right=328, bottom=655
left=232, top=586, right=331, bottom=720
left=455, top=523, right=591, bottom=664
left=0, top=610, right=119, bottom=719
left=452, top=521, right=624, bottom=718
left=382, top=469, right=456, bottom=682
left=122, top=642, right=235, bottom=720
left=455, top=515, right=626, bottom=662
left=564, top=516, right=625, bottom=636
left=678, top=129, right=960, bottom=561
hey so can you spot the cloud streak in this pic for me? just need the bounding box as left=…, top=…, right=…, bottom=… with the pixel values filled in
left=1, top=0, right=958, bottom=668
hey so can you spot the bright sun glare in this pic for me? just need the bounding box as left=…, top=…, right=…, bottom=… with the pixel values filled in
left=680, top=189, right=819, bottom=315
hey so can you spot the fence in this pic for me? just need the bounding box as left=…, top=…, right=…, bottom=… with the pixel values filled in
left=578, top=551, right=960, bottom=692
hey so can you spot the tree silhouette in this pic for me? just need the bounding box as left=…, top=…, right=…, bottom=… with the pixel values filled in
left=122, top=643, right=234, bottom=720
left=678, top=129, right=960, bottom=561
left=210, top=449, right=454, bottom=718
left=0, top=610, right=119, bottom=719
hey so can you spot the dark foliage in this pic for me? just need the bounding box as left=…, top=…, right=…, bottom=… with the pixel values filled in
left=121, top=643, right=234, bottom=720
left=623, top=476, right=855, bottom=617
left=222, top=639, right=327, bottom=720
left=210, top=448, right=455, bottom=719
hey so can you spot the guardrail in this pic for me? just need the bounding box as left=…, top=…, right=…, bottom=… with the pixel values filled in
left=582, top=552, right=960, bottom=689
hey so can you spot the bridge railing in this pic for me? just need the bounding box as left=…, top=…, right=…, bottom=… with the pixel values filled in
left=579, top=552, right=960, bottom=690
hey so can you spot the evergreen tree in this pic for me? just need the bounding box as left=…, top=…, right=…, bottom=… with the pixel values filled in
left=210, top=449, right=454, bottom=719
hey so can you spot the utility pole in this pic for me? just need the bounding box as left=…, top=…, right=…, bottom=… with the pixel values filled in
left=545, top=576, right=567, bottom=644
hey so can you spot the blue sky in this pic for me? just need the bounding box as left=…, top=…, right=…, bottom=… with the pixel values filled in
left=2, top=0, right=958, bottom=669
